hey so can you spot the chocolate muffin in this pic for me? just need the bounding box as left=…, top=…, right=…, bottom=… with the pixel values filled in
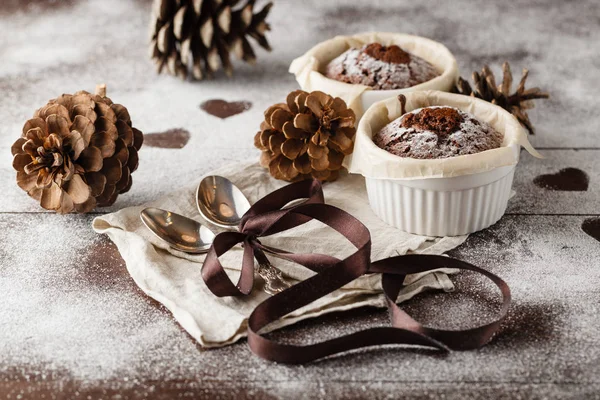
left=324, top=43, right=439, bottom=90
left=373, top=106, right=504, bottom=159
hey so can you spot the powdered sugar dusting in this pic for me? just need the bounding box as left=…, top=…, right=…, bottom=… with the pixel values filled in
left=0, top=214, right=202, bottom=384
left=374, top=107, right=504, bottom=159
left=1, top=0, right=600, bottom=396
left=2, top=212, right=600, bottom=392
left=325, top=45, right=439, bottom=90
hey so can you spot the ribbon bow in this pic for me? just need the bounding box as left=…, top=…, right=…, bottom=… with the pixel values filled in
left=201, top=179, right=511, bottom=364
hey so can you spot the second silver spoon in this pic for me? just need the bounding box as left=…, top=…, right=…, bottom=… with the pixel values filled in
left=140, top=207, right=215, bottom=254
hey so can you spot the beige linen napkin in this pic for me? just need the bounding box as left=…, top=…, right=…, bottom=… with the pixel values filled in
left=93, top=161, right=467, bottom=348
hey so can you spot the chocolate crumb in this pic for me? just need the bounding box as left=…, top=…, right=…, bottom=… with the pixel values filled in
left=398, top=95, right=407, bottom=115
left=402, top=107, right=464, bottom=136
left=364, top=43, right=411, bottom=64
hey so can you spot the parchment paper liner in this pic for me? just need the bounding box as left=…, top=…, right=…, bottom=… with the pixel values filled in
left=344, top=90, right=542, bottom=180
left=289, top=32, right=459, bottom=117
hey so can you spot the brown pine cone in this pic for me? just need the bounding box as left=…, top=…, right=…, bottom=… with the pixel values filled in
left=150, top=0, right=273, bottom=80
left=11, top=85, right=143, bottom=214
left=254, top=90, right=356, bottom=182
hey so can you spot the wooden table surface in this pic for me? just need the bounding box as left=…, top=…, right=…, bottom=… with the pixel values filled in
left=1, top=0, right=599, bottom=399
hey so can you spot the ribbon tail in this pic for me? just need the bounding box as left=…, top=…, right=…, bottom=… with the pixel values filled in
left=372, top=254, right=511, bottom=351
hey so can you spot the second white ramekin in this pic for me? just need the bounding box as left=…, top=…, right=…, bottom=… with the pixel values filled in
left=365, top=159, right=517, bottom=237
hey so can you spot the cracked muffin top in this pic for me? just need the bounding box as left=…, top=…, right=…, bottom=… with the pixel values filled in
left=373, top=106, right=504, bottom=159
left=325, top=43, right=439, bottom=90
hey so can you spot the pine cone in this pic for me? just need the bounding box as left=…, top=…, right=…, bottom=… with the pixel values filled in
left=11, top=85, right=143, bottom=214
left=150, top=0, right=272, bottom=80
left=254, top=90, right=356, bottom=182
left=456, top=62, right=549, bottom=134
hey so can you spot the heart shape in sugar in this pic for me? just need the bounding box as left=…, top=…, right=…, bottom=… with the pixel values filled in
left=533, top=168, right=589, bottom=191
left=144, top=128, right=191, bottom=149
left=200, top=99, right=252, bottom=119
left=582, top=218, right=600, bottom=243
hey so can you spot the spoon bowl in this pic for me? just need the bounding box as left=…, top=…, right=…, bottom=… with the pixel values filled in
left=196, top=175, right=251, bottom=228
left=196, top=175, right=292, bottom=295
left=140, top=207, right=215, bottom=254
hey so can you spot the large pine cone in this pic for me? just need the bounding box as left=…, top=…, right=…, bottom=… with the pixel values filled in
left=254, top=90, right=356, bottom=182
left=11, top=85, right=143, bottom=214
left=150, top=0, right=272, bottom=80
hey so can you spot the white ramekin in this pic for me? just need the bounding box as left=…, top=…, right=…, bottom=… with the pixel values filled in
left=365, top=155, right=517, bottom=237
left=345, top=90, right=539, bottom=237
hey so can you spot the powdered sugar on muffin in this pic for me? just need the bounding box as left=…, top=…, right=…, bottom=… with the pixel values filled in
left=325, top=43, right=439, bottom=90
left=373, top=106, right=504, bottom=159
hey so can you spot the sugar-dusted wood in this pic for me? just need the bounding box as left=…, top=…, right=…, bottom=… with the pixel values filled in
left=509, top=150, right=600, bottom=215
left=1, top=213, right=599, bottom=398
left=1, top=0, right=599, bottom=398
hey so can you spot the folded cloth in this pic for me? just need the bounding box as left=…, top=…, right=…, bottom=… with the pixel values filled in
left=92, top=161, right=467, bottom=348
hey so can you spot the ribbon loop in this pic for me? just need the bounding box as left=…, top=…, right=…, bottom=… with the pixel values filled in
left=201, top=179, right=327, bottom=298
left=239, top=179, right=325, bottom=236
left=201, top=231, right=254, bottom=297
left=200, top=179, right=512, bottom=364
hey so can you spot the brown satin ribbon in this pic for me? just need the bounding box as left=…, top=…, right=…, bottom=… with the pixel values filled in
left=201, top=179, right=511, bottom=364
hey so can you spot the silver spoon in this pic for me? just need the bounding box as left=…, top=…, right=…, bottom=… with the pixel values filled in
left=196, top=175, right=251, bottom=228
left=140, top=207, right=216, bottom=254
left=197, top=175, right=291, bottom=295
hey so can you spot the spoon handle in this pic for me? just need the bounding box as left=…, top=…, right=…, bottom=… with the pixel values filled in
left=253, top=248, right=291, bottom=295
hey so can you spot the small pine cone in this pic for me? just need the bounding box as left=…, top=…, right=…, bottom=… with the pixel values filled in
left=254, top=90, right=356, bottom=182
left=455, top=62, right=549, bottom=134
left=11, top=85, right=143, bottom=214
left=150, top=0, right=272, bottom=80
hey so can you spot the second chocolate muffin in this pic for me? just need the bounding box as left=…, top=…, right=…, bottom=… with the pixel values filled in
left=325, top=43, right=439, bottom=90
